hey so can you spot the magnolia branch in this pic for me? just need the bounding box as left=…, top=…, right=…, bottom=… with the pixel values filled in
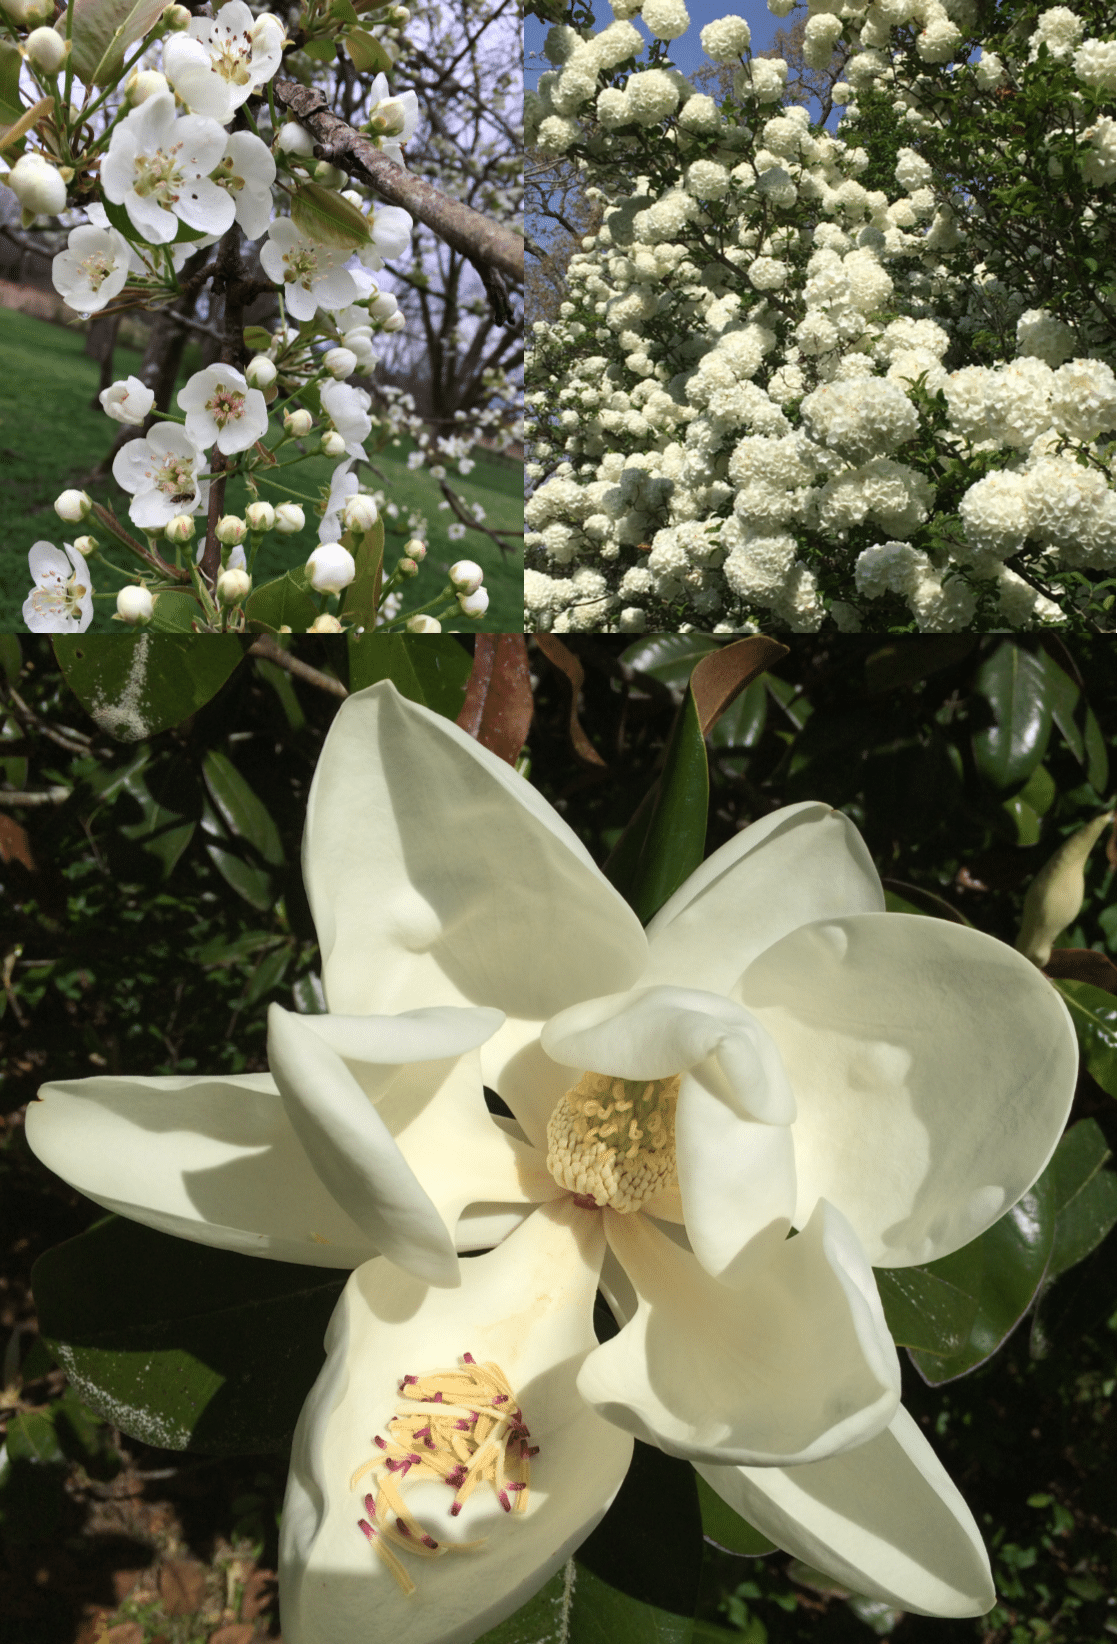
left=248, top=635, right=350, bottom=697
left=271, top=79, right=523, bottom=325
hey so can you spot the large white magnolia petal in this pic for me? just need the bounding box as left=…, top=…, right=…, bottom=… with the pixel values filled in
left=267, top=1006, right=462, bottom=1288
left=24, top=1074, right=379, bottom=1267
left=302, top=683, right=647, bottom=1122
left=697, top=1405, right=995, bottom=1617
left=644, top=803, right=885, bottom=994
left=279, top=1199, right=633, bottom=1644
left=541, top=985, right=795, bottom=1125
left=738, top=914, right=1080, bottom=1265
left=578, top=1202, right=900, bottom=1467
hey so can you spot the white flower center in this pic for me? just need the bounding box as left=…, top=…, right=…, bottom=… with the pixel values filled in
left=132, top=144, right=184, bottom=206
left=152, top=452, right=197, bottom=503
left=546, top=1070, right=679, bottom=1213
left=350, top=1353, right=535, bottom=1596
left=209, top=25, right=254, bottom=85
left=205, top=383, right=247, bottom=428
left=78, top=252, right=116, bottom=292
left=282, top=245, right=319, bottom=287
left=30, top=569, right=87, bottom=621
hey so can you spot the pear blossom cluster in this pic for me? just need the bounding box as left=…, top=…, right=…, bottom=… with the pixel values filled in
left=525, top=0, right=1115, bottom=633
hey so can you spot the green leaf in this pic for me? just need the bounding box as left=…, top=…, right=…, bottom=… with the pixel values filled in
left=243, top=326, right=274, bottom=353
left=118, top=764, right=195, bottom=879
left=53, top=635, right=243, bottom=742
left=1040, top=650, right=1083, bottom=763
left=1055, top=979, right=1116, bottom=1097
left=971, top=642, right=1052, bottom=792
left=567, top=1565, right=694, bottom=1643
left=604, top=684, right=708, bottom=924
left=873, top=1265, right=980, bottom=1354
left=31, top=1217, right=345, bottom=1454
left=577, top=1441, right=702, bottom=1626
left=695, top=1474, right=777, bottom=1557
left=290, top=182, right=371, bottom=249
left=242, top=944, right=292, bottom=1008
left=254, top=655, right=306, bottom=731
left=476, top=1566, right=571, bottom=1643
left=708, top=676, right=768, bottom=750
left=1001, top=792, right=1041, bottom=846
left=202, top=833, right=275, bottom=911
left=344, top=25, right=394, bottom=72
left=337, top=517, right=384, bottom=629
left=149, top=590, right=206, bottom=632
left=864, top=637, right=975, bottom=694
left=346, top=633, right=472, bottom=720
left=301, top=35, right=339, bottom=59
left=0, top=634, right=21, bottom=687
left=63, top=0, right=167, bottom=87
left=1083, top=702, right=1109, bottom=793
left=99, top=193, right=146, bottom=243
left=245, top=569, right=320, bottom=635
left=1047, top=1168, right=1116, bottom=1283
left=620, top=633, right=719, bottom=690
left=0, top=41, right=23, bottom=126
left=202, top=749, right=284, bottom=867
left=5, top=1410, right=63, bottom=1466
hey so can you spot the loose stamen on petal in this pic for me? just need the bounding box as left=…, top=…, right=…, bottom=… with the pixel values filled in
left=547, top=1071, right=680, bottom=1213
left=351, top=1354, right=536, bottom=1594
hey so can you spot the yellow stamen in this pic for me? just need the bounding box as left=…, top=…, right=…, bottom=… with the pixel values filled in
left=546, top=1069, right=680, bottom=1212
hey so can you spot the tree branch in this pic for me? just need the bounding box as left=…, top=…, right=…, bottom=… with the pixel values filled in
left=248, top=635, right=349, bottom=697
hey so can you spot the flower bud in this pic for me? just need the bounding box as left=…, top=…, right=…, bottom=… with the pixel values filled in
left=314, top=161, right=348, bottom=189
left=1016, top=813, right=1114, bottom=967
left=26, top=27, right=66, bottom=72
left=323, top=346, right=357, bottom=380
left=397, top=556, right=419, bottom=578
left=457, top=587, right=489, bottom=618
left=403, top=537, right=427, bottom=561
left=284, top=407, right=313, bottom=437
left=308, top=613, right=345, bottom=632
left=275, top=502, right=305, bottom=534
left=125, top=67, right=169, bottom=103
left=392, top=5, right=411, bottom=20
left=449, top=558, right=484, bottom=594
left=306, top=541, right=356, bottom=593
left=72, top=535, right=98, bottom=555
left=216, top=567, right=252, bottom=605
left=342, top=494, right=378, bottom=531
left=246, top=500, right=275, bottom=532
left=320, top=429, right=347, bottom=457
left=246, top=355, right=277, bottom=389
left=9, top=153, right=67, bottom=216
left=165, top=512, right=196, bottom=543
left=116, top=584, right=154, bottom=625
left=382, top=310, right=407, bottom=332
left=54, top=488, right=92, bottom=523
left=215, top=514, right=248, bottom=546
left=368, top=292, right=398, bottom=320
left=406, top=614, right=442, bottom=633
left=276, top=121, right=316, bottom=157
left=163, top=3, right=192, bottom=27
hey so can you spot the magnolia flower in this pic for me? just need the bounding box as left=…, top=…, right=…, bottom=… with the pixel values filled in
left=23, top=541, right=94, bottom=633
left=100, top=375, right=156, bottom=426
left=113, top=425, right=209, bottom=528
left=51, top=224, right=132, bottom=314
left=213, top=130, right=277, bottom=238
left=24, top=688, right=1079, bottom=1641
left=101, top=93, right=233, bottom=244
left=178, top=364, right=269, bottom=454
left=162, top=1, right=284, bottom=124
left=320, top=379, right=372, bottom=460
left=261, top=218, right=367, bottom=321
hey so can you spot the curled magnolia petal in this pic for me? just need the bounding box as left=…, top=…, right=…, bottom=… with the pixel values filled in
left=25, top=1074, right=379, bottom=1267
left=696, top=1405, right=996, bottom=1617
left=644, top=803, right=885, bottom=995
left=541, top=986, right=795, bottom=1125
left=267, top=1006, right=460, bottom=1288
left=578, top=1202, right=900, bottom=1467
left=738, top=914, right=1080, bottom=1265
left=302, top=1005, right=506, bottom=1066
left=279, top=1199, right=633, bottom=1644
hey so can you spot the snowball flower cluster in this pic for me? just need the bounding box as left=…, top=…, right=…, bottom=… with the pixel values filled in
left=700, top=15, right=751, bottom=60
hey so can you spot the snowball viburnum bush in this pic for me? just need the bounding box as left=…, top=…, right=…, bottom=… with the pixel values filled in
left=525, top=0, right=1115, bottom=634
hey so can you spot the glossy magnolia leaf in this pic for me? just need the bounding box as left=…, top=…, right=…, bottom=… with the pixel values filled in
left=568, top=1565, right=694, bottom=1644
left=1040, top=650, right=1084, bottom=764
left=201, top=799, right=275, bottom=911
left=344, top=25, right=394, bottom=72
left=31, top=1216, right=345, bottom=1455
left=689, top=639, right=788, bottom=737
left=881, top=880, right=971, bottom=925
left=708, top=677, right=768, bottom=750
left=150, top=590, right=206, bottom=633
left=456, top=636, right=533, bottom=764
left=1083, top=702, right=1110, bottom=794
left=1055, top=979, right=1117, bottom=1097
left=61, top=0, right=166, bottom=86
left=1048, top=1167, right=1116, bottom=1284
left=118, top=767, right=195, bottom=880
left=202, top=749, right=284, bottom=867
left=874, top=1264, right=980, bottom=1355
left=578, top=1441, right=702, bottom=1623
left=242, top=943, right=292, bottom=1009
left=245, top=569, right=320, bottom=635
left=620, top=633, right=720, bottom=690
left=535, top=636, right=606, bottom=767
left=348, top=633, right=472, bottom=720
left=909, top=1177, right=1054, bottom=1385
left=864, top=636, right=975, bottom=694
left=476, top=1566, right=571, bottom=1643
left=254, top=655, right=306, bottom=732
left=53, top=635, right=243, bottom=741
left=290, top=182, right=371, bottom=249
left=971, top=641, right=1052, bottom=792
left=337, top=518, right=384, bottom=629
left=695, top=1473, right=777, bottom=1557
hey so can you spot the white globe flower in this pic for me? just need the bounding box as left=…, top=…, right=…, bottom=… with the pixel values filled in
left=125, top=68, right=169, bottom=104
left=23, top=542, right=94, bottom=633
left=217, top=567, right=253, bottom=604
left=178, top=364, right=269, bottom=455
left=457, top=587, right=490, bottom=617
left=116, top=585, right=154, bottom=625
left=275, top=503, right=306, bottom=534
left=162, top=1, right=285, bottom=124
left=100, top=375, right=156, bottom=426
left=246, top=501, right=276, bottom=531
left=324, top=347, right=358, bottom=380
left=8, top=153, right=67, bottom=216
left=307, top=543, right=357, bottom=593
left=406, top=614, right=442, bottom=631
left=449, top=559, right=484, bottom=593
left=246, top=355, right=277, bottom=389
left=25, top=26, right=66, bottom=72
left=101, top=93, right=233, bottom=244
left=700, top=15, right=752, bottom=59
left=54, top=489, right=93, bottom=523
left=342, top=495, right=379, bottom=532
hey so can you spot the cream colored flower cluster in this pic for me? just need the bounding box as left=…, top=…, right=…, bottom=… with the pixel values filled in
left=526, top=0, right=1115, bottom=634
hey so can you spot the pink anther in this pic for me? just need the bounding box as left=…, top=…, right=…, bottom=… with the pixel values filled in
left=364, top=1493, right=377, bottom=1516
left=358, top=1519, right=375, bottom=1541
left=462, top=1352, right=476, bottom=1364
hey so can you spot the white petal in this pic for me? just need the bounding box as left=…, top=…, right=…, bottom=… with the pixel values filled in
left=738, top=913, right=1081, bottom=1264
left=697, top=1405, right=995, bottom=1617
left=577, top=1201, right=900, bottom=1466
left=175, top=176, right=236, bottom=235
left=279, top=1200, right=632, bottom=1644
left=644, top=803, right=884, bottom=994
left=24, top=1074, right=379, bottom=1266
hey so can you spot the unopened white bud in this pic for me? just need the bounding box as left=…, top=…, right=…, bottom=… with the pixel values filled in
left=457, top=587, right=489, bottom=618
left=403, top=537, right=427, bottom=560
left=72, top=535, right=97, bottom=555
left=368, top=292, right=399, bottom=320
left=306, top=542, right=356, bottom=593
left=125, top=68, right=169, bottom=103
left=284, top=407, right=313, bottom=437
left=26, top=27, right=67, bottom=71
left=382, top=310, right=407, bottom=332
left=246, top=500, right=275, bottom=531
left=449, top=558, right=484, bottom=593
left=392, top=5, right=411, bottom=20
left=116, top=584, right=154, bottom=625
left=323, top=346, right=357, bottom=380
left=308, top=612, right=345, bottom=632
left=216, top=514, right=248, bottom=545
left=342, top=494, right=378, bottom=531
left=55, top=488, right=92, bottom=522
left=1016, top=813, right=1115, bottom=967
left=341, top=188, right=364, bottom=207
left=397, top=556, right=419, bottom=578
left=406, top=614, right=442, bottom=633
left=216, top=567, right=252, bottom=604
left=246, top=355, right=277, bottom=388
left=314, top=161, right=348, bottom=188
left=165, top=512, right=196, bottom=542
left=320, top=429, right=347, bottom=457
left=163, top=3, right=192, bottom=27
left=274, top=502, right=305, bottom=534
left=9, top=154, right=67, bottom=216
left=277, top=121, right=316, bottom=157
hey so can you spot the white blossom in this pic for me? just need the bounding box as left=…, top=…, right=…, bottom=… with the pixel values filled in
left=178, top=364, right=269, bottom=454
left=113, top=425, right=209, bottom=529
left=23, top=542, right=94, bottom=633
left=51, top=225, right=132, bottom=313
left=101, top=93, right=233, bottom=243
left=162, top=2, right=284, bottom=124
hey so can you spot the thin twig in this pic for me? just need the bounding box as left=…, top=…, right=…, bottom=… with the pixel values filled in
left=0, top=787, right=72, bottom=806
left=248, top=635, right=349, bottom=697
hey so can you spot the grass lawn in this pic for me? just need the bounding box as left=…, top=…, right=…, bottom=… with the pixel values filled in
left=0, top=306, right=523, bottom=633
